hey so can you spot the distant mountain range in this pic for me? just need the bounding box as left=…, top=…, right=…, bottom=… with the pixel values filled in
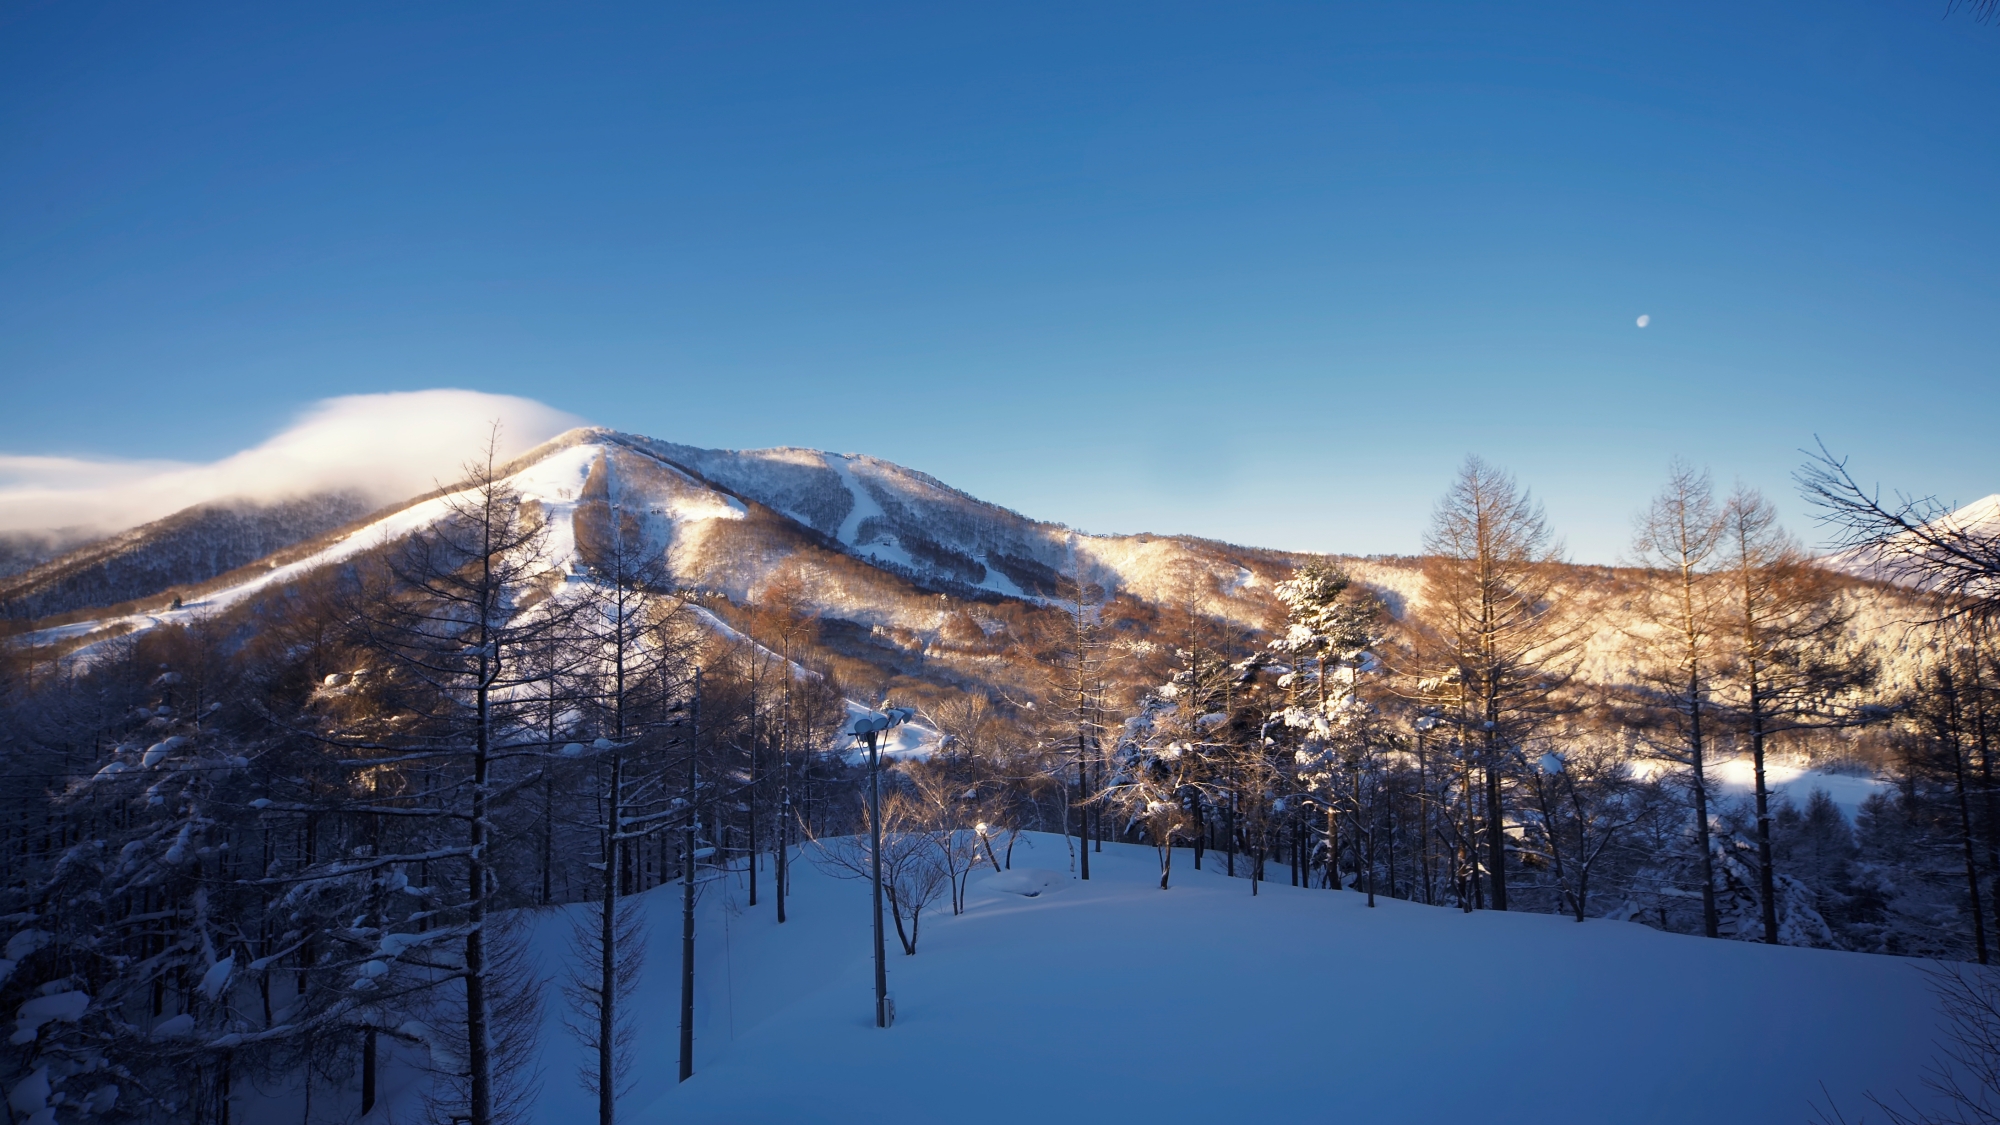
left=2, top=428, right=1303, bottom=675
left=4, top=426, right=1965, bottom=707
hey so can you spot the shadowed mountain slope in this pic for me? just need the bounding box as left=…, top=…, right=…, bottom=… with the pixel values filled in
left=0, top=492, right=375, bottom=621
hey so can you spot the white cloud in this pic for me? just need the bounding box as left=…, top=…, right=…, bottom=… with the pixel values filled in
left=0, top=389, right=586, bottom=533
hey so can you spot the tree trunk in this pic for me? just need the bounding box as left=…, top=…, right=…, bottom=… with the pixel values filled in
left=678, top=678, right=699, bottom=1083
left=869, top=735, right=890, bottom=1023
left=598, top=752, right=621, bottom=1125
left=361, top=1028, right=376, bottom=1115
left=465, top=652, right=493, bottom=1125
left=542, top=770, right=555, bottom=906
left=1484, top=739, right=1507, bottom=911
left=1971, top=642, right=2000, bottom=951
left=1747, top=670, right=1780, bottom=945
left=1688, top=670, right=1720, bottom=938
left=1364, top=808, right=1377, bottom=908
left=1319, top=807, right=1332, bottom=889
left=1226, top=782, right=1236, bottom=877
left=1385, top=772, right=1397, bottom=900
left=1076, top=744, right=1090, bottom=881
left=1417, top=735, right=1432, bottom=904
left=1327, top=802, right=1341, bottom=890
left=776, top=777, right=789, bottom=925
left=1949, top=706, right=1990, bottom=963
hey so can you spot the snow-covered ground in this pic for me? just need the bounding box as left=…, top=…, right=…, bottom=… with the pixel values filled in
left=1626, top=755, right=1891, bottom=823
left=1711, top=757, right=1890, bottom=822
left=397, top=833, right=1951, bottom=1125
left=830, top=699, right=943, bottom=761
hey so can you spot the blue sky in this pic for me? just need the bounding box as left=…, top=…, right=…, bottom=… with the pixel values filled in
left=2, top=1, right=1995, bottom=561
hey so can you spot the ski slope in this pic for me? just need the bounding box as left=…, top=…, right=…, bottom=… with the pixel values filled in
left=458, top=834, right=1947, bottom=1125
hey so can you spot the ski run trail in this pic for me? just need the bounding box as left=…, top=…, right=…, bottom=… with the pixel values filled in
left=338, top=833, right=1942, bottom=1125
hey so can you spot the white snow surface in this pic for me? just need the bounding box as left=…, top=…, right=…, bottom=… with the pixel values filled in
left=1625, top=756, right=1890, bottom=824
left=1710, top=758, right=1890, bottom=821
left=828, top=454, right=885, bottom=551
left=9, top=992, right=88, bottom=1046
left=326, top=834, right=1946, bottom=1125
left=830, top=699, right=945, bottom=762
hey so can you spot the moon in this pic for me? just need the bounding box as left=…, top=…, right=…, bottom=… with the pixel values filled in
left=1636, top=314, right=1650, bottom=328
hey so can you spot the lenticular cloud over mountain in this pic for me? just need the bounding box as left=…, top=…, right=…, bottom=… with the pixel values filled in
left=0, top=389, right=583, bottom=533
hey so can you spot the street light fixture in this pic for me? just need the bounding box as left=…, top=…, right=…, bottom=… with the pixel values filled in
left=851, top=704, right=915, bottom=1028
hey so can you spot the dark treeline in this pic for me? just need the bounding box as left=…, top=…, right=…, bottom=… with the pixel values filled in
left=2, top=449, right=1995, bottom=1124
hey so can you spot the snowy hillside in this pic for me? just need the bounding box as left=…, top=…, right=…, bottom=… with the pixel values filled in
left=10, top=428, right=1293, bottom=665
left=635, top=435, right=1296, bottom=616
left=346, top=835, right=1940, bottom=1125
left=0, top=492, right=373, bottom=621
left=3, top=426, right=1958, bottom=714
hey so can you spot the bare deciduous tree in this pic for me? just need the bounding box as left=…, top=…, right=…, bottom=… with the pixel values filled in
left=337, top=435, right=563, bottom=1125
left=1630, top=461, right=1730, bottom=937
left=1522, top=742, right=1648, bottom=922
left=1410, top=456, right=1577, bottom=911
left=1032, top=549, right=1111, bottom=880
left=1715, top=486, right=1866, bottom=945
left=1801, top=442, right=2000, bottom=624
left=808, top=790, right=950, bottom=954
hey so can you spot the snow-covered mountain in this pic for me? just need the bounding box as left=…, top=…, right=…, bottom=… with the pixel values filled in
left=2, top=425, right=1958, bottom=709
left=630, top=434, right=1292, bottom=608
left=1823, top=492, right=2000, bottom=589
left=4, top=429, right=1301, bottom=678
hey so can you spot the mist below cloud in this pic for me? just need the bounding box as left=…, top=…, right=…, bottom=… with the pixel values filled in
left=0, top=390, right=584, bottom=534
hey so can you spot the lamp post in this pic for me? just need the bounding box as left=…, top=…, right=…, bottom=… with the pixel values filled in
left=852, top=705, right=914, bottom=1028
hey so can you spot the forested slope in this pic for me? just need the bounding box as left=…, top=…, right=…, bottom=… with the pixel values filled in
left=0, top=492, right=373, bottom=621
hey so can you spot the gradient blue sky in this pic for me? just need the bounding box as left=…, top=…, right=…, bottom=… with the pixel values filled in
left=3, top=1, right=1995, bottom=561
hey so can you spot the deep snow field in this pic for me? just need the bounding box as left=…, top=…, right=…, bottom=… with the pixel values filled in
left=366, top=833, right=1941, bottom=1125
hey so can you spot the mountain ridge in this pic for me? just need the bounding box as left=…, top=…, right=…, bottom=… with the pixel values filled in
left=264, top=427, right=1282, bottom=601
left=3, top=431, right=1302, bottom=700
left=0, top=491, right=375, bottom=622
left=2, top=426, right=1947, bottom=713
